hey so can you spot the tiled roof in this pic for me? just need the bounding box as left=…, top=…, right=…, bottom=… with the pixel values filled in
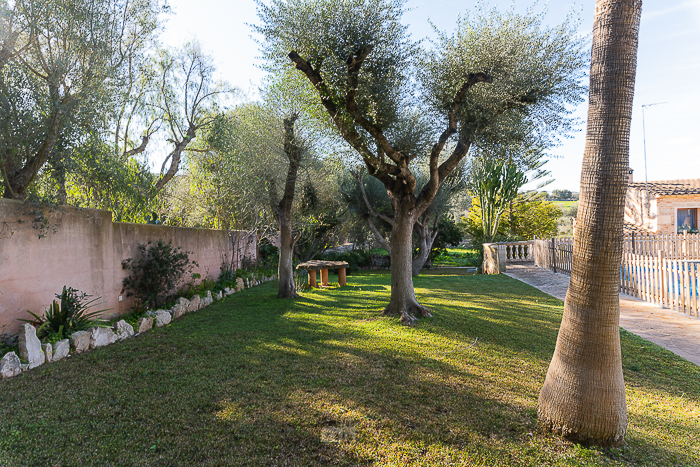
left=628, top=179, right=700, bottom=196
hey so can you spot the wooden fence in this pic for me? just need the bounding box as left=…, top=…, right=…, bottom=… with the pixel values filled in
left=532, top=233, right=700, bottom=316
left=621, top=252, right=699, bottom=316
left=623, top=232, right=700, bottom=258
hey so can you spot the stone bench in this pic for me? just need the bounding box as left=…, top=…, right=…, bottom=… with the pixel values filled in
left=296, top=260, right=349, bottom=287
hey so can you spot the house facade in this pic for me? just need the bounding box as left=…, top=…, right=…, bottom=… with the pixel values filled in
left=624, top=177, right=700, bottom=234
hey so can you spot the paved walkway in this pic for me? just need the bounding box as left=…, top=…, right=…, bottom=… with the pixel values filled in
left=504, top=263, right=700, bottom=366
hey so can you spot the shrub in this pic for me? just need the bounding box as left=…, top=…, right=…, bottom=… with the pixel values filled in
left=321, top=249, right=372, bottom=272
left=20, top=286, right=109, bottom=342
left=121, top=240, right=197, bottom=309
left=427, top=217, right=463, bottom=261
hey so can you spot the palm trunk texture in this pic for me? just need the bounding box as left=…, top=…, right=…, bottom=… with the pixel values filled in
left=537, top=0, right=641, bottom=447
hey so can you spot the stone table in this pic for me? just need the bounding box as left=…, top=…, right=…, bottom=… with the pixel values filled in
left=296, top=260, right=349, bottom=287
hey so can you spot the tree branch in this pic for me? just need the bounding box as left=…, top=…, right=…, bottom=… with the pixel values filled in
left=415, top=72, right=492, bottom=215
left=350, top=168, right=394, bottom=226
left=367, top=217, right=391, bottom=255
left=288, top=51, right=381, bottom=168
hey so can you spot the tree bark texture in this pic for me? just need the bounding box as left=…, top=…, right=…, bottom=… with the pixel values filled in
left=411, top=219, right=438, bottom=277
left=277, top=115, right=301, bottom=299
left=382, top=198, right=432, bottom=325
left=537, top=0, right=641, bottom=447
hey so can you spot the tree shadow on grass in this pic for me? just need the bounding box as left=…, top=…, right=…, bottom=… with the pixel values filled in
left=1, top=274, right=698, bottom=466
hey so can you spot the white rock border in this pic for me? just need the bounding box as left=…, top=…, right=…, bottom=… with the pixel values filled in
left=1, top=274, right=278, bottom=380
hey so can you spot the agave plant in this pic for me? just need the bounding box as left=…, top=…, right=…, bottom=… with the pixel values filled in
left=21, top=286, right=111, bottom=341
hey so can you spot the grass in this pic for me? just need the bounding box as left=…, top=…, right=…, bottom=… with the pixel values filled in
left=552, top=201, right=577, bottom=210
left=432, top=247, right=481, bottom=267
left=1, top=272, right=699, bottom=466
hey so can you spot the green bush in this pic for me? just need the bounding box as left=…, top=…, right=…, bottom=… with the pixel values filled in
left=426, top=217, right=463, bottom=261
left=121, top=240, right=197, bottom=309
left=320, top=249, right=372, bottom=272
left=0, top=328, right=18, bottom=358
left=20, top=286, right=109, bottom=342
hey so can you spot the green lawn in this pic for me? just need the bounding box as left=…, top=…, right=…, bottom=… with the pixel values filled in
left=431, top=247, right=481, bottom=267
left=552, top=200, right=577, bottom=210
left=1, top=273, right=699, bottom=466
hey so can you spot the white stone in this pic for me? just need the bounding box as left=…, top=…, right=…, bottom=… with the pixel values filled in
left=236, top=278, right=244, bottom=292
left=136, top=317, right=153, bottom=333
left=188, top=295, right=201, bottom=312
left=206, top=290, right=213, bottom=304
left=114, top=320, right=134, bottom=340
left=215, top=291, right=223, bottom=301
left=0, top=352, right=22, bottom=379
left=71, top=331, right=91, bottom=353
left=171, top=303, right=186, bottom=319
left=52, top=339, right=70, bottom=361
left=154, top=310, right=171, bottom=327
left=19, top=323, right=45, bottom=369
left=42, top=343, right=53, bottom=363
left=90, top=327, right=118, bottom=348
left=177, top=297, right=190, bottom=310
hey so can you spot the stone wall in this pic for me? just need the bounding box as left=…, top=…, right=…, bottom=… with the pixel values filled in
left=624, top=186, right=657, bottom=231
left=624, top=188, right=700, bottom=234
left=482, top=243, right=506, bottom=274
left=0, top=199, right=256, bottom=333
left=656, top=194, right=700, bottom=234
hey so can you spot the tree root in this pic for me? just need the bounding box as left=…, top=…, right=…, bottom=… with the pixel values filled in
left=382, top=301, right=432, bottom=326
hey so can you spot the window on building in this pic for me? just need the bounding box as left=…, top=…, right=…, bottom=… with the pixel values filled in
left=677, top=208, right=698, bottom=233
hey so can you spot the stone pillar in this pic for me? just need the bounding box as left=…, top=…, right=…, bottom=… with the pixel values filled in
left=308, top=270, right=318, bottom=288
left=482, top=243, right=505, bottom=275
left=338, top=268, right=347, bottom=286
left=321, top=269, right=329, bottom=286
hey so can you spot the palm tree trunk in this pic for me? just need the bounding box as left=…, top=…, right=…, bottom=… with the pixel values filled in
left=537, top=0, right=641, bottom=447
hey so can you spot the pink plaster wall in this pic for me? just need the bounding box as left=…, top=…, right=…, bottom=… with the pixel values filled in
left=0, top=199, right=256, bottom=334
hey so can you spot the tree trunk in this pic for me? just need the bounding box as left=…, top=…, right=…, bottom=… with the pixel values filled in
left=277, top=215, right=296, bottom=298
left=382, top=198, right=432, bottom=325
left=537, top=0, right=641, bottom=447
left=276, top=114, right=301, bottom=299
left=411, top=220, right=438, bottom=276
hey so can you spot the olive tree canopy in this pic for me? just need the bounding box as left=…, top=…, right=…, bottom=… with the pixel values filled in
left=256, top=0, right=588, bottom=323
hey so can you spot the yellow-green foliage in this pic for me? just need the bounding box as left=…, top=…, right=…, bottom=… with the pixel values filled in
left=462, top=193, right=562, bottom=242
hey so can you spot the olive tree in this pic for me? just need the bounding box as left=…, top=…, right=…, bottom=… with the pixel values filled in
left=256, top=0, right=587, bottom=323
left=0, top=0, right=163, bottom=199
left=347, top=162, right=468, bottom=276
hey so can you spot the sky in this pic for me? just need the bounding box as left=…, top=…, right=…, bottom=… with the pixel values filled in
left=158, top=0, right=700, bottom=192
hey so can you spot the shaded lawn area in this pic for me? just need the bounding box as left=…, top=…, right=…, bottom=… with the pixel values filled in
left=1, top=273, right=699, bottom=466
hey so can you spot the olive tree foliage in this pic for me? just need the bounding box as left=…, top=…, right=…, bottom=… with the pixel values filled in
left=0, top=0, right=164, bottom=200
left=346, top=161, right=468, bottom=276
left=256, top=0, right=587, bottom=323
left=151, top=43, right=232, bottom=191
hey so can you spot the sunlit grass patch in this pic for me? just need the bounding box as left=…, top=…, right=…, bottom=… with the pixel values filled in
left=0, top=273, right=698, bottom=466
